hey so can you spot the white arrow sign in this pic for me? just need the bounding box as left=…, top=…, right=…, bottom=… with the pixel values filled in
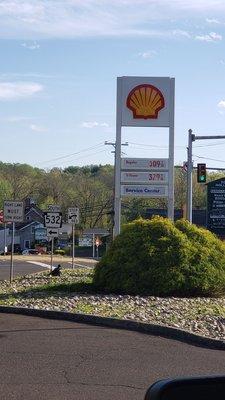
left=68, top=207, right=79, bottom=224
left=47, top=228, right=59, bottom=238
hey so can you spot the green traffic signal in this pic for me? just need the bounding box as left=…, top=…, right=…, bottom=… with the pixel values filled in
left=197, top=163, right=206, bottom=183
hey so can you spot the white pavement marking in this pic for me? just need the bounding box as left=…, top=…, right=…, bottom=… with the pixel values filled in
left=67, top=262, right=93, bottom=268
left=27, top=261, right=51, bottom=270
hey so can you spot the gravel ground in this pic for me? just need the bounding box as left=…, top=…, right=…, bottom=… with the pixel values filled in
left=0, top=269, right=224, bottom=341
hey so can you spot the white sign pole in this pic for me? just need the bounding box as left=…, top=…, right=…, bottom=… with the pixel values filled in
left=72, top=223, right=75, bottom=269
left=4, top=222, right=7, bottom=255
left=92, top=233, right=95, bottom=258
left=168, top=78, right=175, bottom=221
left=114, top=77, right=122, bottom=237
left=10, top=222, right=15, bottom=283
left=50, top=238, right=54, bottom=272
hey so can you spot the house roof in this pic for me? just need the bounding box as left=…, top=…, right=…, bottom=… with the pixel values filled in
left=16, top=221, right=41, bottom=231
left=25, top=205, right=43, bottom=218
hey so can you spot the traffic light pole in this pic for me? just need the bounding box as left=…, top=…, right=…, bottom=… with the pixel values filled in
left=186, top=130, right=225, bottom=223
left=187, top=129, right=194, bottom=222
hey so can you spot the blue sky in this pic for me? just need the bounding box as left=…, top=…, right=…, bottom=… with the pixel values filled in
left=1, top=0, right=225, bottom=170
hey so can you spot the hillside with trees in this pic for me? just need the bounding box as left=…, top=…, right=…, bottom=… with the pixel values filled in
left=0, top=161, right=224, bottom=229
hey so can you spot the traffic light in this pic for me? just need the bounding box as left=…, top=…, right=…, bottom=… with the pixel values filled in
left=197, top=163, right=206, bottom=183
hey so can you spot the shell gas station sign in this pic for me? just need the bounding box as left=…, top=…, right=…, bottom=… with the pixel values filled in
left=114, top=76, right=175, bottom=236
left=121, top=77, right=172, bottom=127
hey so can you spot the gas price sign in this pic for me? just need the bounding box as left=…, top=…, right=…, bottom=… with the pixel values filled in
left=121, top=158, right=168, bottom=171
left=121, top=171, right=168, bottom=184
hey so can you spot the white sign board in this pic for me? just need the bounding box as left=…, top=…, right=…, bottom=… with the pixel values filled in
left=3, top=201, right=24, bottom=222
left=79, top=236, right=92, bottom=247
left=44, top=212, right=62, bottom=228
left=121, top=185, right=168, bottom=198
left=120, top=76, right=172, bottom=127
left=121, top=158, right=168, bottom=171
left=121, top=171, right=168, bottom=184
left=35, top=227, right=47, bottom=241
left=48, top=204, right=61, bottom=212
left=47, top=228, right=59, bottom=238
left=68, top=207, right=79, bottom=224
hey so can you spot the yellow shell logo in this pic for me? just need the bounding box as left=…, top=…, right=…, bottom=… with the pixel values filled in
left=126, top=84, right=165, bottom=119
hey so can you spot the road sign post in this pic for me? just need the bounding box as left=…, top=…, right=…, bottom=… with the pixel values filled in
left=95, top=237, right=100, bottom=259
left=50, top=238, right=54, bottom=272
left=44, top=208, right=62, bottom=272
left=10, top=222, right=15, bottom=283
left=67, top=208, right=79, bottom=269
left=92, top=233, right=95, bottom=258
left=72, top=223, right=75, bottom=269
left=4, top=201, right=24, bottom=282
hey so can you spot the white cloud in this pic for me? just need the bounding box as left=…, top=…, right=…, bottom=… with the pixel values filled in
left=81, top=121, right=109, bottom=129
left=195, top=32, right=222, bottom=42
left=30, top=124, right=47, bottom=132
left=21, top=41, right=40, bottom=50
left=206, top=18, right=220, bottom=24
left=4, top=115, right=32, bottom=122
left=172, top=29, right=191, bottom=38
left=138, top=50, right=157, bottom=59
left=0, top=0, right=225, bottom=39
left=218, top=100, right=225, bottom=108
left=0, top=82, right=43, bottom=100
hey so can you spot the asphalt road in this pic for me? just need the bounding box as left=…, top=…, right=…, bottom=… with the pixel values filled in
left=0, top=256, right=96, bottom=280
left=0, top=313, right=224, bottom=400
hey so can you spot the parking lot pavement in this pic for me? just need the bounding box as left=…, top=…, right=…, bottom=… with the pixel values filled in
left=0, top=312, right=224, bottom=400
left=0, top=256, right=97, bottom=280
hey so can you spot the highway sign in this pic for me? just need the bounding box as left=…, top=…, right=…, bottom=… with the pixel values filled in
left=3, top=201, right=24, bottom=222
left=121, top=171, right=168, bottom=184
left=47, top=228, right=59, bottom=238
left=48, top=204, right=61, bottom=212
left=44, top=212, right=62, bottom=228
left=68, top=207, right=79, bottom=224
left=121, top=185, right=168, bottom=198
left=121, top=158, right=168, bottom=171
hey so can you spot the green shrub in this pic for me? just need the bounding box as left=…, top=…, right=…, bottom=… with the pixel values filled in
left=175, top=219, right=225, bottom=296
left=54, top=249, right=65, bottom=256
left=93, top=217, right=225, bottom=297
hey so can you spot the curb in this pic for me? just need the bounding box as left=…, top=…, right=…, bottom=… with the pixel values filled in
left=0, top=305, right=224, bottom=350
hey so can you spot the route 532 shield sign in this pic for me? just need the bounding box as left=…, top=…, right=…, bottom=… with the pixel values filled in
left=44, top=212, right=62, bottom=228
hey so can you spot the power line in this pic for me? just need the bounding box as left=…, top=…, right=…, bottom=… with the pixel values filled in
left=193, top=154, right=225, bottom=163
left=43, top=149, right=108, bottom=169
left=36, top=142, right=105, bottom=165
left=195, top=141, right=225, bottom=148
left=129, top=142, right=186, bottom=149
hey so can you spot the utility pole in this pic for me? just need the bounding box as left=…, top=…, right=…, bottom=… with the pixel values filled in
left=186, top=130, right=225, bottom=223
left=187, top=129, right=194, bottom=222
left=105, top=140, right=129, bottom=238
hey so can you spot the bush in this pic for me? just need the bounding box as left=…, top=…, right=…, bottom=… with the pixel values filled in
left=54, top=249, right=65, bottom=256
left=93, top=217, right=225, bottom=297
